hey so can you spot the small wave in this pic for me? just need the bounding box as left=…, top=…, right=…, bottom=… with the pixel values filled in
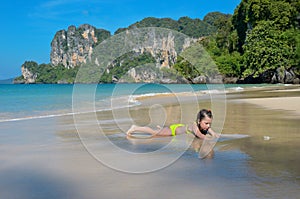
left=130, top=92, right=175, bottom=101
left=132, top=90, right=203, bottom=99
left=0, top=109, right=115, bottom=123
left=0, top=112, right=75, bottom=123
left=200, top=89, right=227, bottom=94
left=0, top=95, right=143, bottom=123
left=227, top=86, right=244, bottom=92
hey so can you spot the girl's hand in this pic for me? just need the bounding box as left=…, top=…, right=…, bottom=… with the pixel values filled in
left=208, top=129, right=220, bottom=138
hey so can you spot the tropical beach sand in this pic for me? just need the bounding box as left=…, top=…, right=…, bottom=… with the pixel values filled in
left=0, top=85, right=299, bottom=199
left=240, top=96, right=300, bottom=116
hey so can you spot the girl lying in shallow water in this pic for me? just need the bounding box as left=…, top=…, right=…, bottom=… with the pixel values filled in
left=126, top=109, right=220, bottom=139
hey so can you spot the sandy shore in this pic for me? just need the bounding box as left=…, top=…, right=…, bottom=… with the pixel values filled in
left=240, top=96, right=300, bottom=115
left=137, top=84, right=300, bottom=117
left=228, top=85, right=300, bottom=116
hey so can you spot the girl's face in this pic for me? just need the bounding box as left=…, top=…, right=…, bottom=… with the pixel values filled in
left=198, top=116, right=212, bottom=131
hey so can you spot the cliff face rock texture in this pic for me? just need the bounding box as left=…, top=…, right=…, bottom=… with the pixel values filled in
left=21, top=65, right=37, bottom=83
left=126, top=30, right=196, bottom=69
left=86, top=28, right=199, bottom=83
left=52, top=25, right=196, bottom=71
left=50, top=24, right=111, bottom=68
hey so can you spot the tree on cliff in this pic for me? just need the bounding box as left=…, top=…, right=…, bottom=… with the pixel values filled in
left=201, top=0, right=300, bottom=82
left=232, top=0, right=300, bottom=79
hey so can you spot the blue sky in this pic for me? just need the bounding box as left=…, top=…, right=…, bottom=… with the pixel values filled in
left=0, top=0, right=241, bottom=80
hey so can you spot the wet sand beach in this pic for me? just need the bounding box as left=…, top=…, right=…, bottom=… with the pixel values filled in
left=0, top=84, right=299, bottom=199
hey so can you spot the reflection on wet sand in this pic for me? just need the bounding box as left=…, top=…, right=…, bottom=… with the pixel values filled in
left=50, top=85, right=300, bottom=198
left=191, top=138, right=215, bottom=159
left=56, top=86, right=300, bottom=178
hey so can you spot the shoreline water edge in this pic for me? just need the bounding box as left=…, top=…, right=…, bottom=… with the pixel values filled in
left=0, top=83, right=299, bottom=122
left=0, top=83, right=299, bottom=199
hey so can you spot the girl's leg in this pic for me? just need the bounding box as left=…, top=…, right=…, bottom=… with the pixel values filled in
left=126, top=125, right=172, bottom=136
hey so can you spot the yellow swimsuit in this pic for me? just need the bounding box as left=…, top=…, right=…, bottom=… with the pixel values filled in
left=169, top=124, right=193, bottom=136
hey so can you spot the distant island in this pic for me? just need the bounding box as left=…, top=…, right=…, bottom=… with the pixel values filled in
left=14, top=0, right=300, bottom=84
left=0, top=78, right=13, bottom=84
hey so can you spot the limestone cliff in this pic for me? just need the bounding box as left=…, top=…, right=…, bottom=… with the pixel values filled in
left=50, top=24, right=111, bottom=68
left=50, top=24, right=196, bottom=71
left=19, top=23, right=201, bottom=84
left=86, top=28, right=199, bottom=83
left=20, top=65, right=37, bottom=83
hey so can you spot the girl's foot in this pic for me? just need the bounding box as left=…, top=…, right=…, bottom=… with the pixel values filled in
left=126, top=125, right=136, bottom=135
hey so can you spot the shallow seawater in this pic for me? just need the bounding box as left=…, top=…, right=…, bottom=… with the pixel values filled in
left=0, top=86, right=299, bottom=199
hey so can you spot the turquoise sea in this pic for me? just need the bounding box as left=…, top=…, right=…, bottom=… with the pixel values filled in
left=0, top=83, right=261, bottom=122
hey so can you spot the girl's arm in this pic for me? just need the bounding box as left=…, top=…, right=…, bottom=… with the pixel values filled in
left=207, top=128, right=220, bottom=138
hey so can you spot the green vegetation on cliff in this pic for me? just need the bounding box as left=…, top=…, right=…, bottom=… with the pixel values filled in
left=115, top=16, right=216, bottom=38
left=203, top=0, right=300, bottom=80
left=100, top=52, right=156, bottom=82
left=16, top=61, right=79, bottom=84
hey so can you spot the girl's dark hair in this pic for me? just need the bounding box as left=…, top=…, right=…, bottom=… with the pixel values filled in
left=196, top=109, right=213, bottom=122
left=196, top=109, right=213, bottom=135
